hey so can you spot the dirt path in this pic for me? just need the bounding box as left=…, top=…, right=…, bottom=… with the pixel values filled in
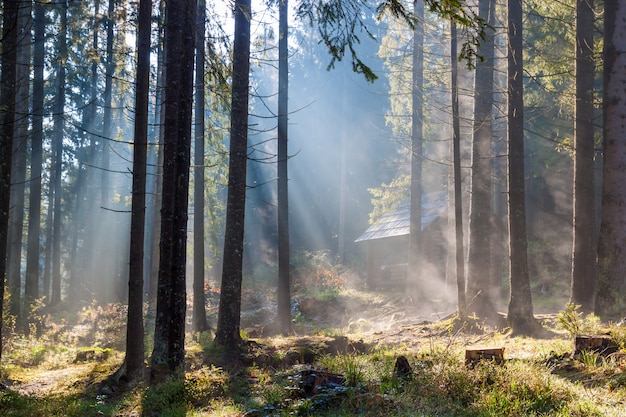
left=10, top=364, right=94, bottom=398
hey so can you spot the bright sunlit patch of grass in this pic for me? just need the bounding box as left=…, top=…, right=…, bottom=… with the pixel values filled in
left=4, top=335, right=53, bottom=368
left=481, top=361, right=570, bottom=415
left=0, top=388, right=121, bottom=417
left=185, top=365, right=229, bottom=406
left=4, top=334, right=626, bottom=416
left=186, top=398, right=247, bottom=416
left=6, top=296, right=626, bottom=416
left=142, top=377, right=187, bottom=416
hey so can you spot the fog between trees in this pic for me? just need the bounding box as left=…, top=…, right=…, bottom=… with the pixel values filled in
left=0, top=0, right=621, bottom=380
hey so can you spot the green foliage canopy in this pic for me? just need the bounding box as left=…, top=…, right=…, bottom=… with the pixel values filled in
left=296, top=0, right=487, bottom=82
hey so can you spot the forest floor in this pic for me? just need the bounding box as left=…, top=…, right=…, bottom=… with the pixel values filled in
left=1, top=280, right=626, bottom=416
left=11, top=364, right=93, bottom=397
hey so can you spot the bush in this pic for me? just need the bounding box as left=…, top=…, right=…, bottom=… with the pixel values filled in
left=292, top=250, right=346, bottom=293
left=557, top=303, right=603, bottom=338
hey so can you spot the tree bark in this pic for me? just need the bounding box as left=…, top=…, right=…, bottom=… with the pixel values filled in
left=596, top=0, right=626, bottom=318
left=276, top=0, right=292, bottom=335
left=43, top=186, right=53, bottom=301
left=466, top=0, right=497, bottom=320
left=408, top=0, right=424, bottom=296
left=78, top=0, right=101, bottom=302
left=0, top=0, right=19, bottom=362
left=7, top=70, right=26, bottom=317
left=50, top=0, right=68, bottom=307
left=507, top=0, right=538, bottom=335
left=169, top=0, right=196, bottom=372
left=450, top=21, right=466, bottom=317
left=151, top=0, right=196, bottom=380
left=101, top=0, right=115, bottom=206
left=570, top=0, right=596, bottom=313
left=94, top=0, right=116, bottom=304
left=124, top=0, right=151, bottom=380
left=215, top=0, right=252, bottom=350
left=7, top=0, right=32, bottom=318
left=147, top=5, right=166, bottom=310
left=192, top=0, right=209, bottom=333
left=26, top=0, right=45, bottom=309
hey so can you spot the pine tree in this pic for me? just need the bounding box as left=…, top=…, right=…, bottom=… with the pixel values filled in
left=150, top=0, right=197, bottom=380
left=0, top=0, right=19, bottom=362
left=216, top=0, right=252, bottom=351
left=596, top=0, right=626, bottom=318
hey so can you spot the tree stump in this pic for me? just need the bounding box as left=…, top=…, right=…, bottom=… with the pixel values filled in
left=574, top=335, right=618, bottom=356
left=393, top=355, right=413, bottom=379
left=465, top=347, right=504, bottom=367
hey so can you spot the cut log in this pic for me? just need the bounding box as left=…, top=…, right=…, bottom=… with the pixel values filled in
left=465, top=347, right=504, bottom=367
left=574, top=335, right=619, bottom=356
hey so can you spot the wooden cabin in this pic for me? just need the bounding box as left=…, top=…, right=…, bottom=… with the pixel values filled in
left=355, top=192, right=449, bottom=289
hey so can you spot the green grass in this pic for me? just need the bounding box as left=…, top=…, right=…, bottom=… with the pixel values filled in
left=3, top=299, right=626, bottom=416
left=3, top=338, right=625, bottom=416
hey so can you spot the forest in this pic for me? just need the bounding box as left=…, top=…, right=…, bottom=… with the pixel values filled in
left=1, top=0, right=626, bottom=415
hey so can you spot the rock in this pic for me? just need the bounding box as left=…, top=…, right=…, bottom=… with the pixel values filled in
left=298, top=369, right=345, bottom=396
left=393, top=355, right=413, bottom=379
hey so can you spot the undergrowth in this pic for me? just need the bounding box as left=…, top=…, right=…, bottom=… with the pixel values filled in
left=1, top=299, right=626, bottom=416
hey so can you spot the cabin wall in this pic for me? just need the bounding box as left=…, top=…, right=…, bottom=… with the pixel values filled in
left=364, top=215, right=449, bottom=290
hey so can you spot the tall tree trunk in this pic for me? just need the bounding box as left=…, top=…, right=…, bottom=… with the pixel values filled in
left=26, top=0, right=45, bottom=309
left=68, top=165, right=86, bottom=303
left=276, top=0, right=292, bottom=335
left=79, top=0, right=101, bottom=302
left=490, top=63, right=509, bottom=299
left=408, top=0, right=424, bottom=296
left=192, top=0, right=209, bottom=333
left=450, top=20, right=466, bottom=318
left=123, top=0, right=151, bottom=380
left=337, top=75, right=347, bottom=263
left=7, top=0, right=32, bottom=319
left=150, top=0, right=196, bottom=380
left=490, top=126, right=508, bottom=299
left=596, top=0, right=626, bottom=318
left=101, top=0, right=115, bottom=206
left=95, top=0, right=116, bottom=304
left=507, top=0, right=537, bottom=335
left=0, top=0, right=19, bottom=362
left=570, top=0, right=596, bottom=313
left=215, top=0, right=252, bottom=351
left=7, top=123, right=25, bottom=316
left=147, top=3, right=166, bottom=310
left=466, top=0, right=497, bottom=320
left=50, top=0, right=68, bottom=307
left=43, top=187, right=53, bottom=301
left=337, top=66, right=348, bottom=265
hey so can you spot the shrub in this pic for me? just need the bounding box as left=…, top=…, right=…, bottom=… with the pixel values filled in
left=292, top=250, right=346, bottom=293
left=557, top=303, right=603, bottom=338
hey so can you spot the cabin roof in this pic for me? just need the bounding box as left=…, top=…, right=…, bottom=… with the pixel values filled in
left=354, top=191, right=448, bottom=242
